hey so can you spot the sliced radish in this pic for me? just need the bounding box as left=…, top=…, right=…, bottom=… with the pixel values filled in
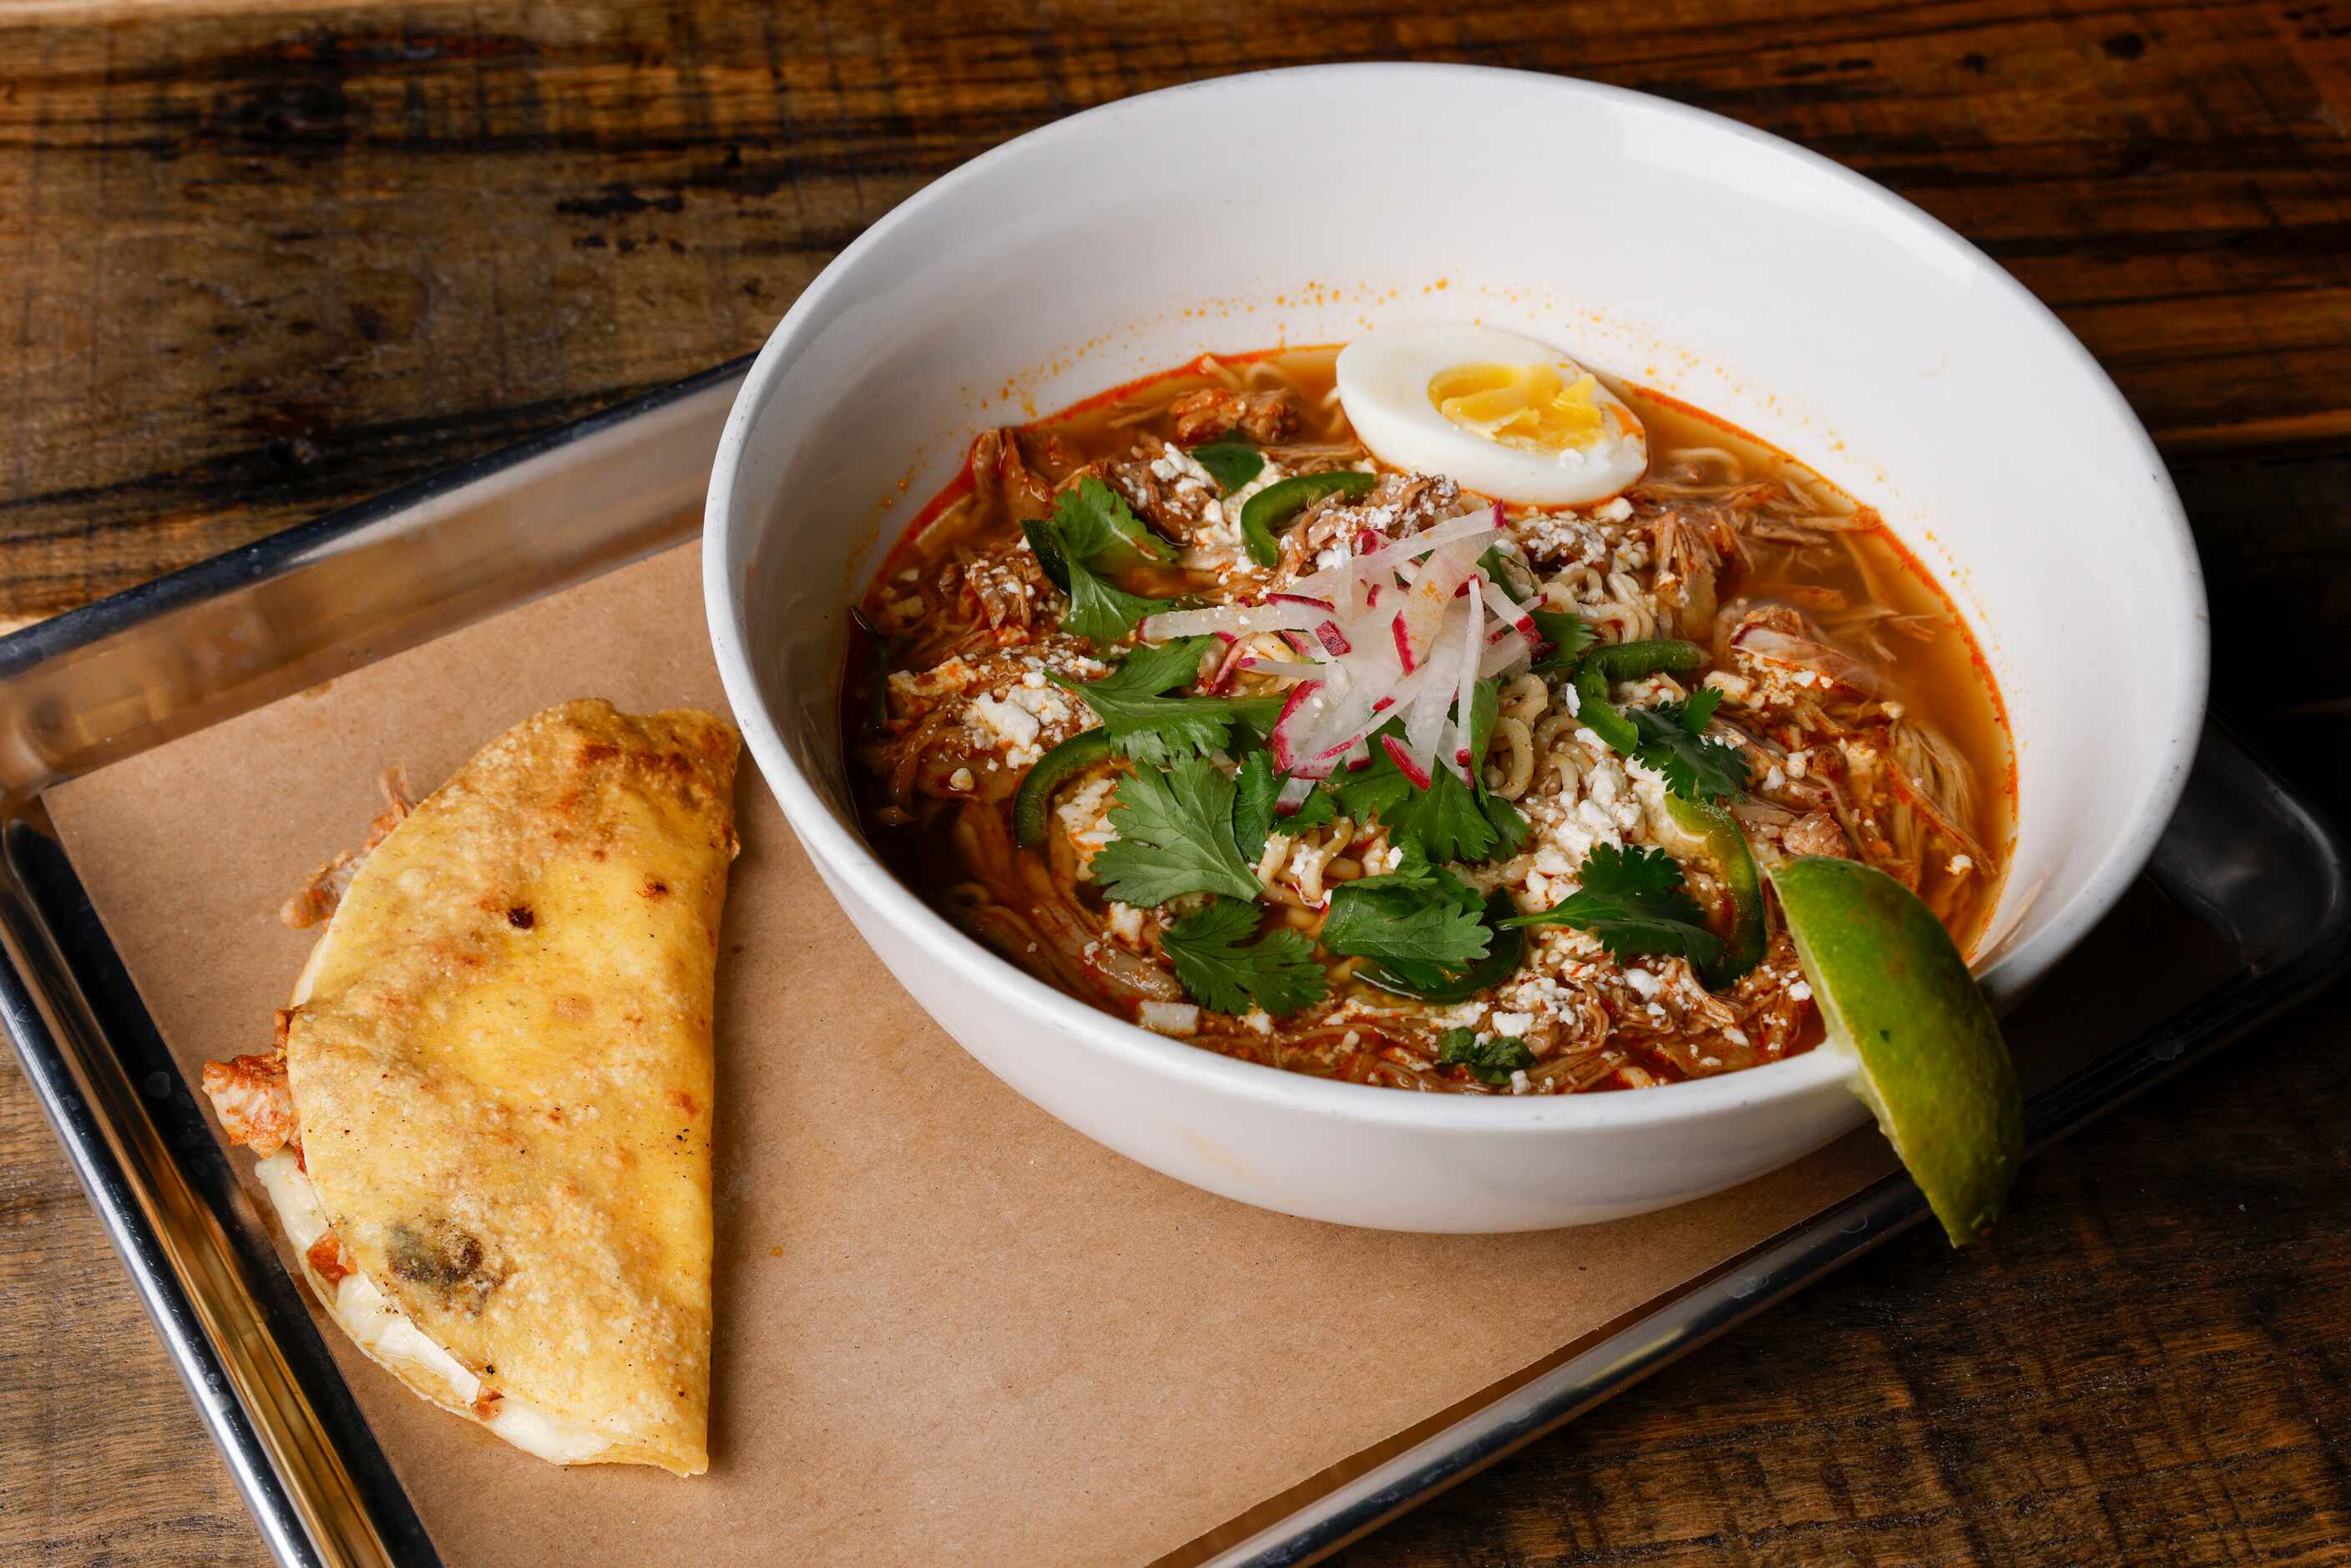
left=1288, top=508, right=1503, bottom=599
left=1267, top=592, right=1336, bottom=612
left=1236, top=656, right=1324, bottom=680
left=1140, top=602, right=1323, bottom=640
left=1436, top=719, right=1472, bottom=786
left=1379, top=732, right=1433, bottom=790
left=1314, top=620, right=1351, bottom=656
left=1274, top=775, right=1317, bottom=816
left=1268, top=680, right=1326, bottom=770
left=1476, top=566, right=1544, bottom=644
left=1391, top=537, right=1483, bottom=675
left=1454, top=577, right=1484, bottom=769
left=1479, top=629, right=1532, bottom=679
left=1201, top=637, right=1251, bottom=694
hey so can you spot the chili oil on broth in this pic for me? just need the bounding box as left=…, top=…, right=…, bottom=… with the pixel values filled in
left=844, top=344, right=2015, bottom=1095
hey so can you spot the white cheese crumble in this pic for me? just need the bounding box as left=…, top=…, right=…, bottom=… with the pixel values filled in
left=1138, top=1000, right=1201, bottom=1036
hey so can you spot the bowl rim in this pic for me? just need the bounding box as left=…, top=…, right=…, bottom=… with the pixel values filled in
left=704, top=61, right=2208, bottom=1135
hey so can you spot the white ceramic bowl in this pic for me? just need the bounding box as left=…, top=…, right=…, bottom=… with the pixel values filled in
left=705, top=64, right=2207, bottom=1232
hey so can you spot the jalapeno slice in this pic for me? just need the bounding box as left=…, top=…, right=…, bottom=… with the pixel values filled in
left=1238, top=470, right=1378, bottom=569
left=1572, top=666, right=1640, bottom=754
left=1012, top=729, right=1115, bottom=847
left=1663, top=793, right=1767, bottom=987
left=1582, top=638, right=1706, bottom=682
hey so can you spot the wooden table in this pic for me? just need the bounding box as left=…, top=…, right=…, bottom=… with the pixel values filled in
left=3, top=3, right=2348, bottom=1562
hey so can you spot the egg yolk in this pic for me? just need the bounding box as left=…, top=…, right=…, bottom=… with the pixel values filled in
left=1428, top=362, right=1605, bottom=453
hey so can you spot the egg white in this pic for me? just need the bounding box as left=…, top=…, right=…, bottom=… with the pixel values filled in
left=1336, top=326, right=1649, bottom=506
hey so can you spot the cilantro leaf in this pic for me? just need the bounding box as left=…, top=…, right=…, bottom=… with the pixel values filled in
left=1628, top=688, right=1747, bottom=803
left=1191, top=438, right=1265, bottom=493
left=1529, top=608, right=1600, bottom=670
left=1032, top=478, right=1178, bottom=645
left=1231, top=749, right=1280, bottom=863
left=1162, top=897, right=1328, bottom=1017
left=1053, top=476, right=1174, bottom=565
left=1052, top=637, right=1282, bottom=766
left=1090, top=755, right=1261, bottom=907
left=1322, top=854, right=1493, bottom=970
left=1061, top=558, right=1165, bottom=647
left=1334, top=680, right=1528, bottom=863
left=1436, top=1027, right=1536, bottom=1085
left=1502, top=843, right=1724, bottom=970
left=1287, top=787, right=1337, bottom=834
left=1231, top=751, right=1339, bottom=861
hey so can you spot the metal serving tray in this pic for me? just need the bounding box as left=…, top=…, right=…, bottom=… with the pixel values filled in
left=2, top=365, right=2343, bottom=1568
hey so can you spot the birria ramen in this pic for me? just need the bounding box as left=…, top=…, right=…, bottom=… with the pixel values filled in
left=846, top=326, right=2012, bottom=1096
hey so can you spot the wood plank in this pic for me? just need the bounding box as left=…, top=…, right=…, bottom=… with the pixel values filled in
left=3, top=3, right=2348, bottom=1564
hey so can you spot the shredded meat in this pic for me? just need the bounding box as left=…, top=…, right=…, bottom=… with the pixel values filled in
left=306, top=1230, right=355, bottom=1288
left=1104, top=438, right=1223, bottom=544
left=1277, top=472, right=1460, bottom=577
left=1782, top=811, right=1852, bottom=858
left=281, top=769, right=414, bottom=928
left=968, top=428, right=1054, bottom=524
left=200, top=1049, right=297, bottom=1156
left=1167, top=386, right=1301, bottom=445
left=941, top=547, right=1054, bottom=640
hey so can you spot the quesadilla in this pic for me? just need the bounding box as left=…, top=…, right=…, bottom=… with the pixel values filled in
left=201, top=699, right=740, bottom=1475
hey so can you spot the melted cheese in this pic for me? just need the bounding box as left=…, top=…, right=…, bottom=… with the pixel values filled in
left=255, top=1150, right=612, bottom=1466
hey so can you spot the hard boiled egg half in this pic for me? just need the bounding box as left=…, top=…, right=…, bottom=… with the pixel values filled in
left=1335, top=325, right=1648, bottom=505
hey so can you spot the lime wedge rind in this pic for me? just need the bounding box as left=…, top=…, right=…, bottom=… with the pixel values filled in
left=1769, top=856, right=2024, bottom=1247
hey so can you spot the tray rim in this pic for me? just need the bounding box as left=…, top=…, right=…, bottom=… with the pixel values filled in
left=2, top=366, right=2344, bottom=1568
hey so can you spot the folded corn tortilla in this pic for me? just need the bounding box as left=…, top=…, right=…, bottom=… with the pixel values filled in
left=203, top=699, right=739, bottom=1474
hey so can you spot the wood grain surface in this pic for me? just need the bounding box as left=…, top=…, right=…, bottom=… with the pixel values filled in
left=3, top=3, right=2348, bottom=1564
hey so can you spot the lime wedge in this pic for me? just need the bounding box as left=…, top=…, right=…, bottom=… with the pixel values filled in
left=1769, top=856, right=2022, bottom=1247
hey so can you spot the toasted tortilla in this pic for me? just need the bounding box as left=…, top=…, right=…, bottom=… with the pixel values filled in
left=240, top=700, right=738, bottom=1474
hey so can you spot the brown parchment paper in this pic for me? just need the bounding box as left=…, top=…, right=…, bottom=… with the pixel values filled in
left=46, top=543, right=1908, bottom=1567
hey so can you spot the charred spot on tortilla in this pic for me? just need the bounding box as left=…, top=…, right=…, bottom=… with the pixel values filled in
left=195, top=699, right=740, bottom=1476
left=385, top=1220, right=504, bottom=1308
